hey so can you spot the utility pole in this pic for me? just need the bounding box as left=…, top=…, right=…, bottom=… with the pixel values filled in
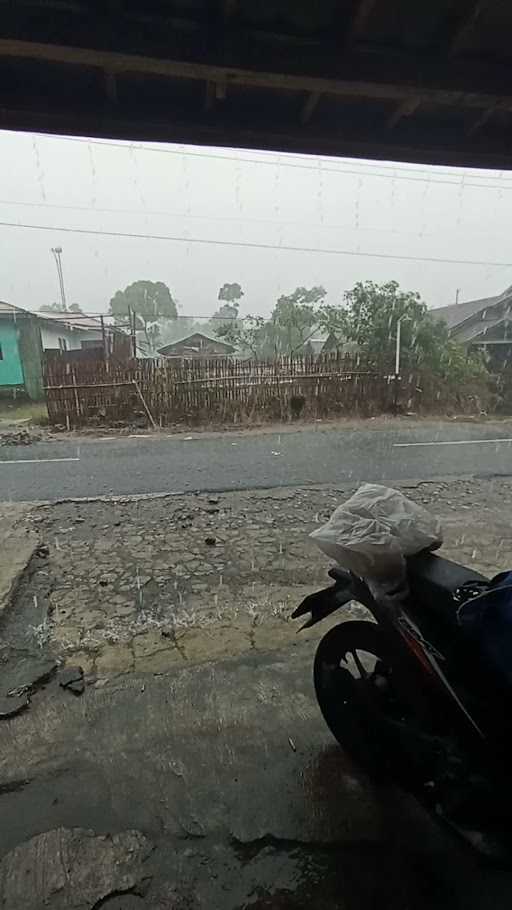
left=395, top=315, right=403, bottom=376
left=51, top=246, right=67, bottom=311
left=129, top=307, right=137, bottom=358
left=395, top=314, right=411, bottom=377
left=100, top=315, right=109, bottom=364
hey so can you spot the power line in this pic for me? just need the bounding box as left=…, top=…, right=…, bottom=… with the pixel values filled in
left=25, top=131, right=512, bottom=192
left=0, top=196, right=419, bottom=235
left=9, top=309, right=247, bottom=321
left=0, top=196, right=502, bottom=241
left=0, top=218, right=510, bottom=268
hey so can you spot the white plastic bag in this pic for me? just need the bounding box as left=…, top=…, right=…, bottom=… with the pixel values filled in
left=310, top=483, right=442, bottom=584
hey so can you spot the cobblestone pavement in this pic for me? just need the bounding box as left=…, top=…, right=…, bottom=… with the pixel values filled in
left=3, top=478, right=511, bottom=680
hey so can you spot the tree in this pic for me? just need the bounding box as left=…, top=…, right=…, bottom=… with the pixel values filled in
left=319, top=280, right=484, bottom=381
left=216, top=285, right=326, bottom=358
left=40, top=301, right=84, bottom=314
left=209, top=287, right=244, bottom=337
left=109, top=280, right=177, bottom=352
left=217, top=315, right=267, bottom=357
left=218, top=282, right=244, bottom=304
left=270, top=286, right=326, bottom=355
left=40, top=302, right=65, bottom=313
left=215, top=302, right=239, bottom=320
left=209, top=302, right=240, bottom=333
left=210, top=284, right=244, bottom=334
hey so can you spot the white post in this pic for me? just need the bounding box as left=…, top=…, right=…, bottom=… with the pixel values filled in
left=395, top=316, right=402, bottom=376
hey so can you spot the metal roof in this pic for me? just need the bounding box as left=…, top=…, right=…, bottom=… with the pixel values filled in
left=431, top=284, right=512, bottom=329
left=0, top=301, right=26, bottom=316
left=455, top=314, right=512, bottom=342
left=39, top=312, right=105, bottom=331
left=0, top=301, right=111, bottom=333
left=3, top=1, right=512, bottom=166
left=158, top=331, right=235, bottom=353
left=430, top=296, right=502, bottom=329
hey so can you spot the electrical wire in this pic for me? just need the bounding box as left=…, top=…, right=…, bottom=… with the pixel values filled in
left=0, top=196, right=503, bottom=241
left=0, top=219, right=509, bottom=268
left=22, top=131, right=512, bottom=192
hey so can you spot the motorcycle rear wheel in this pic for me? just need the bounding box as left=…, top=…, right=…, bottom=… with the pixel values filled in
left=314, top=620, right=509, bottom=858
left=314, top=620, right=410, bottom=780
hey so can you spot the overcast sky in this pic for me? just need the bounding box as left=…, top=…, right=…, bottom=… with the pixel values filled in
left=1, top=128, right=511, bottom=319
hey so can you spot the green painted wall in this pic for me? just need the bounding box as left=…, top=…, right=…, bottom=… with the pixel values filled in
left=18, top=318, right=44, bottom=400
left=0, top=321, right=24, bottom=387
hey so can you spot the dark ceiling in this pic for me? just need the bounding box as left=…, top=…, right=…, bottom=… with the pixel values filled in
left=1, top=0, right=512, bottom=167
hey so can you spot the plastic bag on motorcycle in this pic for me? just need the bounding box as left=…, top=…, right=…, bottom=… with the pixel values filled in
left=310, top=483, right=442, bottom=589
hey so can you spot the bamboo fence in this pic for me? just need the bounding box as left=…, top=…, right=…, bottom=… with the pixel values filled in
left=43, top=353, right=489, bottom=428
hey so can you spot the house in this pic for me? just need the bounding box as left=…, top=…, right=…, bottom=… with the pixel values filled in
left=303, top=331, right=340, bottom=357
left=0, top=302, right=44, bottom=400
left=39, top=312, right=132, bottom=362
left=0, top=303, right=130, bottom=400
left=158, top=332, right=235, bottom=359
left=431, top=286, right=512, bottom=369
left=39, top=312, right=105, bottom=352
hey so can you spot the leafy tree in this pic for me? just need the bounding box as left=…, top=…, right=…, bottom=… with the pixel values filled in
left=40, top=301, right=84, bottom=314
left=109, top=280, right=177, bottom=352
left=271, top=286, right=326, bottom=355
left=208, top=287, right=240, bottom=339
left=218, top=282, right=244, bottom=304
left=40, top=302, right=65, bottom=313
left=215, top=302, right=239, bottom=320
left=209, top=302, right=240, bottom=335
left=216, top=285, right=326, bottom=358
left=202, top=285, right=244, bottom=337
left=319, top=280, right=484, bottom=380
left=217, top=314, right=267, bottom=357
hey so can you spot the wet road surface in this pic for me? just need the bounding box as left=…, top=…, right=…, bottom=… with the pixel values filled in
left=1, top=421, right=512, bottom=501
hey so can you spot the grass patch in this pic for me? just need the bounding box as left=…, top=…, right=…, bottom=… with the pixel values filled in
left=0, top=399, right=48, bottom=425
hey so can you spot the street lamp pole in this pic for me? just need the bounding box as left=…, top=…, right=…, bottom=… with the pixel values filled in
left=51, top=246, right=67, bottom=312
left=395, top=314, right=405, bottom=376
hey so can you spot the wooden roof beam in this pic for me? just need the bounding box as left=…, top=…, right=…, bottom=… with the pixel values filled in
left=104, top=70, right=117, bottom=104
left=205, top=78, right=226, bottom=111
left=300, top=91, right=321, bottom=125
left=204, top=80, right=215, bottom=112
left=449, top=1, right=487, bottom=55
left=223, top=0, right=238, bottom=19
left=4, top=99, right=512, bottom=168
left=345, top=0, right=379, bottom=46
left=466, top=101, right=512, bottom=136
left=387, top=97, right=420, bottom=130
left=1, top=38, right=511, bottom=113
left=467, top=104, right=495, bottom=136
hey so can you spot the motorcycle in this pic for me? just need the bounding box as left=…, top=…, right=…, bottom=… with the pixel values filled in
left=293, top=549, right=512, bottom=857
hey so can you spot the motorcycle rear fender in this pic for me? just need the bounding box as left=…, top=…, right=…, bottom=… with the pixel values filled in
left=292, top=579, right=354, bottom=630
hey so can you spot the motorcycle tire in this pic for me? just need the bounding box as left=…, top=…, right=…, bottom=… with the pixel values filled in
left=313, top=619, right=403, bottom=781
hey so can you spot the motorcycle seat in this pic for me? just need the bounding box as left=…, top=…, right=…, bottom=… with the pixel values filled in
left=406, top=552, right=489, bottom=625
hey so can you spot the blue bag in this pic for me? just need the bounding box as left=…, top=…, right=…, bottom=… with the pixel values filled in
left=458, top=571, right=512, bottom=685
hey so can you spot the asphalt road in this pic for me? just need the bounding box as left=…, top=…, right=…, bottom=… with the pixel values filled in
left=1, top=421, right=512, bottom=501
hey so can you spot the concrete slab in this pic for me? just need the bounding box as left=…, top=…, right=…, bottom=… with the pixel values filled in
left=0, top=503, right=37, bottom=618
left=0, top=827, right=152, bottom=910
left=1, top=645, right=512, bottom=908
